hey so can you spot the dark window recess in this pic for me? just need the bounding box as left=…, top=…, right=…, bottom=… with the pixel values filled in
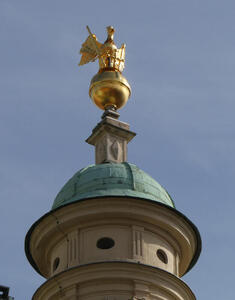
left=53, top=257, right=60, bottom=271
left=97, top=237, right=115, bottom=249
left=157, top=249, right=168, bottom=264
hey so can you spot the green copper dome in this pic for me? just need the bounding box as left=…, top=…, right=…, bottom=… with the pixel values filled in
left=52, top=162, right=175, bottom=210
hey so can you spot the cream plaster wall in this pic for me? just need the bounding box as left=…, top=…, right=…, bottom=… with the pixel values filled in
left=50, top=223, right=177, bottom=277
left=80, top=225, right=131, bottom=263
left=33, top=262, right=196, bottom=300
left=144, top=230, right=175, bottom=274
left=50, top=239, right=67, bottom=275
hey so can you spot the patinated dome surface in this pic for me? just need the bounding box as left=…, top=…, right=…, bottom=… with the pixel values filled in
left=52, top=162, right=175, bottom=210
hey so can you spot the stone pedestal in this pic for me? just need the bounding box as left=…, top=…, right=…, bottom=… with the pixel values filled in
left=86, top=112, right=136, bottom=164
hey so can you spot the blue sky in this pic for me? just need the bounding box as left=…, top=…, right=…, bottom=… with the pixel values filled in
left=1, top=1, right=235, bottom=299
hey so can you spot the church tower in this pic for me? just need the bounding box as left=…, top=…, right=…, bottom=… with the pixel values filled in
left=25, top=26, right=201, bottom=300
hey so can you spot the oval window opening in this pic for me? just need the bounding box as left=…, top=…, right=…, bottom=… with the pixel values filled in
left=97, top=237, right=115, bottom=249
left=53, top=257, right=60, bottom=272
left=157, top=249, right=168, bottom=264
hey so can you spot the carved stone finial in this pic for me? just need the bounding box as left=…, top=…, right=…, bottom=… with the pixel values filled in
left=86, top=114, right=136, bottom=164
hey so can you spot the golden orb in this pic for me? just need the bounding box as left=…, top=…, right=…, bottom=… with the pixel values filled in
left=89, top=70, right=131, bottom=110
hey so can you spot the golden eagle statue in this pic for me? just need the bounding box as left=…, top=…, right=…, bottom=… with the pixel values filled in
left=79, top=26, right=126, bottom=73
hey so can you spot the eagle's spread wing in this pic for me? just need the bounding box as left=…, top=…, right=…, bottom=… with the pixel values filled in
left=79, top=34, right=102, bottom=66
left=115, top=43, right=126, bottom=72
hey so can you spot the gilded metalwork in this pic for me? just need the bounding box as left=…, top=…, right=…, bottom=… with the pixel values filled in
left=79, top=26, right=126, bottom=73
left=79, top=26, right=131, bottom=111
left=89, top=70, right=131, bottom=110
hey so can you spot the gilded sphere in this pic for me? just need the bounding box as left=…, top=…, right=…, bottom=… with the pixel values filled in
left=89, top=71, right=131, bottom=110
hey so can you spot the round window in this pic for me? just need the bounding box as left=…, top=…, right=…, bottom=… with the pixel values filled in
left=156, top=249, right=168, bottom=264
left=53, top=257, right=60, bottom=272
left=96, top=237, right=115, bottom=249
